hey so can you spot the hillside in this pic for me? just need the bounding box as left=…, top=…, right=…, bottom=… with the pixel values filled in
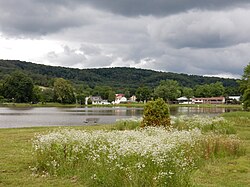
left=0, top=59, right=239, bottom=91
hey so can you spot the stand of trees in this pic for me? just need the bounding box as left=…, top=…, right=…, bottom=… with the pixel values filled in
left=239, top=63, right=250, bottom=110
left=0, top=60, right=244, bottom=105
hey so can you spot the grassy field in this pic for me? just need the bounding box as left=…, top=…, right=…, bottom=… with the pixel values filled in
left=0, top=112, right=249, bottom=186
left=192, top=111, right=250, bottom=187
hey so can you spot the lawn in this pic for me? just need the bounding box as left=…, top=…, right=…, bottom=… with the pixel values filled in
left=192, top=111, right=250, bottom=187
left=0, top=112, right=249, bottom=186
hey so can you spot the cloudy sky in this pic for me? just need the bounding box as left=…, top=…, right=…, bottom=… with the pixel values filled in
left=1, top=0, right=250, bottom=79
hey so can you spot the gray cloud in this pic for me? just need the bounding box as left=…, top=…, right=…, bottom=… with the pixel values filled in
left=0, top=1, right=103, bottom=37
left=56, top=0, right=250, bottom=16
left=148, top=9, right=250, bottom=48
left=1, top=0, right=250, bottom=79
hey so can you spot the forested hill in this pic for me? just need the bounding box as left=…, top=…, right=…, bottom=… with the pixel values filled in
left=0, top=59, right=239, bottom=90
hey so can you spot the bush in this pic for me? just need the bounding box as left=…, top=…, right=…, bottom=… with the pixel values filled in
left=141, top=98, right=171, bottom=127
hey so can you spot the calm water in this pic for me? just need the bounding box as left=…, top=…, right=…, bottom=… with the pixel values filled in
left=0, top=106, right=241, bottom=128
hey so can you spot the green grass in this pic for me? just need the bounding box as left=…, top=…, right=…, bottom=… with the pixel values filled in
left=192, top=111, right=250, bottom=187
left=0, top=126, right=110, bottom=187
left=0, top=112, right=249, bottom=187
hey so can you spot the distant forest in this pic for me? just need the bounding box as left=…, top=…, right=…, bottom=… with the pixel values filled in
left=0, top=60, right=239, bottom=94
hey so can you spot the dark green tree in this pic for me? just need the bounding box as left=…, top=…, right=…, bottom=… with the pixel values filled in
left=210, top=82, right=225, bottom=97
left=92, top=86, right=113, bottom=100
left=194, top=84, right=211, bottom=97
left=182, top=87, right=193, bottom=99
left=108, top=90, right=116, bottom=103
left=2, top=71, right=34, bottom=103
left=32, top=86, right=42, bottom=103
left=135, top=86, right=151, bottom=102
left=41, top=88, right=54, bottom=103
left=76, top=93, right=86, bottom=105
left=154, top=80, right=181, bottom=102
left=54, top=78, right=75, bottom=104
left=239, top=63, right=250, bottom=110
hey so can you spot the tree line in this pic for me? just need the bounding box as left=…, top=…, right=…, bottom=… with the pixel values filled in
left=0, top=60, right=239, bottom=95
left=0, top=70, right=242, bottom=105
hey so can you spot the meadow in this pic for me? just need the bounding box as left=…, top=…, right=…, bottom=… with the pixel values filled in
left=0, top=112, right=249, bottom=186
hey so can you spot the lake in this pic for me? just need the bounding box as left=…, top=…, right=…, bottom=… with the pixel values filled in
left=0, top=106, right=241, bottom=128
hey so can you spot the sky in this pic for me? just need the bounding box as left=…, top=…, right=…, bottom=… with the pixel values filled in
left=1, top=1, right=250, bottom=79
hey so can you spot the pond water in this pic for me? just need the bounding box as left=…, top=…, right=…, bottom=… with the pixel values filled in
left=0, top=106, right=241, bottom=128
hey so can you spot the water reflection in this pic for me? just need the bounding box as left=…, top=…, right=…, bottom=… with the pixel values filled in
left=0, top=106, right=241, bottom=128
left=170, top=106, right=240, bottom=116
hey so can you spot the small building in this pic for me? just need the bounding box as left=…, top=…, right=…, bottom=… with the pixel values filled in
left=129, top=95, right=137, bottom=102
left=85, top=96, right=111, bottom=105
left=192, top=97, right=225, bottom=104
left=177, top=96, right=192, bottom=104
left=226, top=96, right=241, bottom=104
left=114, top=94, right=127, bottom=104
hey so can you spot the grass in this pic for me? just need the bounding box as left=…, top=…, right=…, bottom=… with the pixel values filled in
left=192, top=111, right=250, bottom=187
left=0, top=112, right=249, bottom=186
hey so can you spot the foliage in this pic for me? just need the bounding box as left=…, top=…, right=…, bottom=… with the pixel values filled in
left=141, top=98, right=171, bottom=127
left=242, top=88, right=250, bottom=110
left=0, top=60, right=239, bottom=95
left=154, top=80, right=181, bottom=102
left=92, top=85, right=114, bottom=100
left=182, top=87, right=193, bottom=99
left=108, top=90, right=116, bottom=102
left=40, top=88, right=54, bottom=103
left=135, top=86, right=151, bottom=102
left=239, top=63, right=250, bottom=110
left=32, top=86, right=42, bottom=103
left=194, top=82, right=225, bottom=97
left=76, top=93, right=86, bottom=105
left=0, top=95, right=4, bottom=103
left=53, top=78, right=75, bottom=104
left=2, top=71, right=34, bottom=103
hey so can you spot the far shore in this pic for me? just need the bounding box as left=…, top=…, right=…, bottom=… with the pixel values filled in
left=0, top=102, right=243, bottom=109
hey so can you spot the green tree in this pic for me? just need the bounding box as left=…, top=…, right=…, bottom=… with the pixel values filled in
left=210, top=82, right=225, bottom=97
left=182, top=87, right=193, bottom=99
left=76, top=93, right=86, bottom=105
left=41, top=88, right=54, bottom=103
left=108, top=90, right=116, bottom=103
left=239, top=63, right=250, bottom=109
left=54, top=78, right=75, bottom=104
left=92, top=86, right=113, bottom=100
left=135, top=86, right=151, bottom=102
left=154, top=80, right=181, bottom=102
left=2, top=71, right=34, bottom=103
left=32, top=86, right=42, bottom=103
left=194, top=84, right=211, bottom=97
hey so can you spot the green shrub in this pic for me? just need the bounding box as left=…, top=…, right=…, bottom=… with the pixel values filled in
left=141, top=98, right=171, bottom=127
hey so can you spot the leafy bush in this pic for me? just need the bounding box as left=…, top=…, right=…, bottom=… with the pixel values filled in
left=141, top=98, right=171, bottom=127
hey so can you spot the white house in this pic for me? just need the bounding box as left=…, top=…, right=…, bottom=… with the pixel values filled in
left=177, top=96, right=192, bottom=104
left=85, top=96, right=111, bottom=105
left=114, top=94, right=127, bottom=104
